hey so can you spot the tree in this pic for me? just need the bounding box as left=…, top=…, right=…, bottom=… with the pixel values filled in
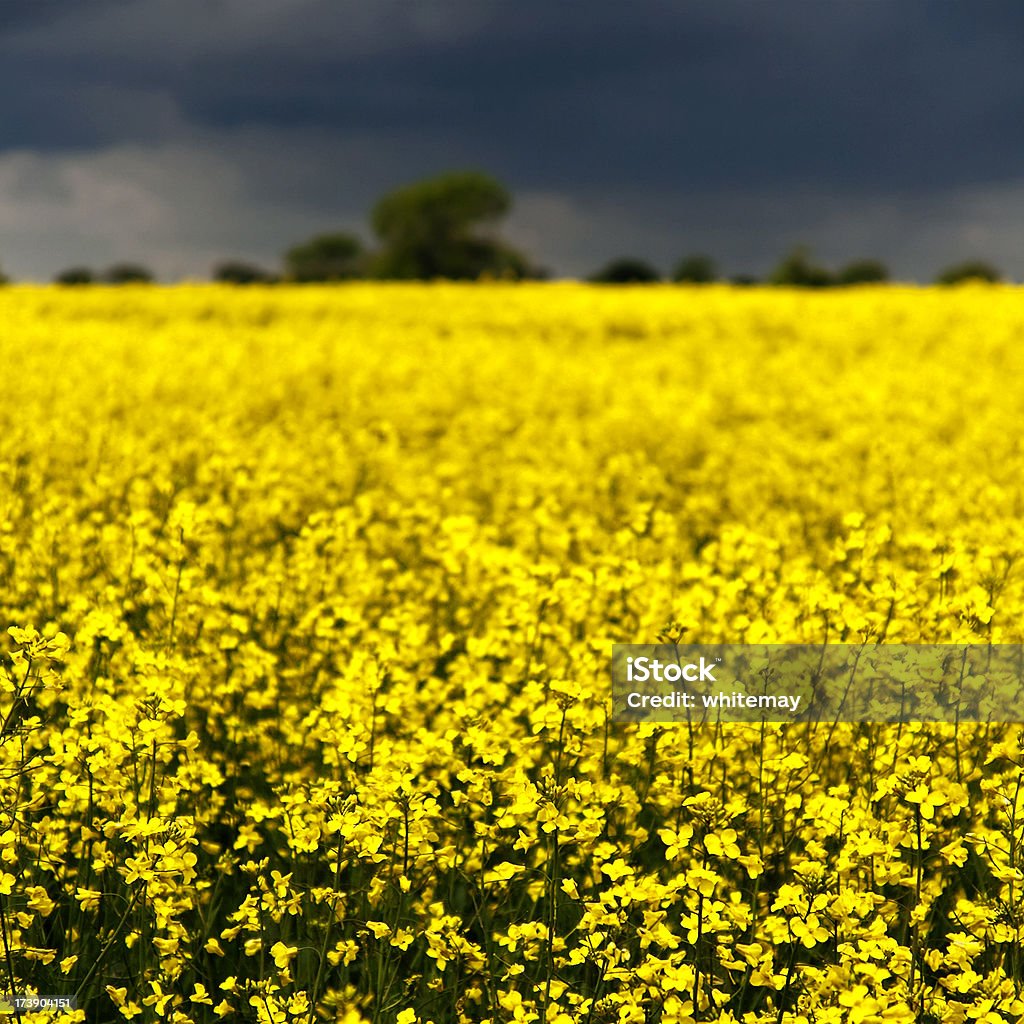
left=55, top=266, right=96, bottom=285
left=935, top=260, right=1001, bottom=285
left=104, top=262, right=154, bottom=284
left=213, top=260, right=276, bottom=284
left=672, top=254, right=716, bottom=283
left=283, top=233, right=366, bottom=282
left=370, top=170, right=529, bottom=280
left=837, top=259, right=889, bottom=285
left=769, top=246, right=832, bottom=287
left=0, top=265, right=7, bottom=285
left=588, top=258, right=661, bottom=284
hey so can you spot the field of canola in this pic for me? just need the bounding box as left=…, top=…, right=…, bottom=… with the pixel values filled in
left=2, top=282, right=1024, bottom=1024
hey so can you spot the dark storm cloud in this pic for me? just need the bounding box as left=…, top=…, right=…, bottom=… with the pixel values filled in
left=0, top=0, right=92, bottom=31
left=1, top=0, right=1024, bottom=279
left=5, top=1, right=1024, bottom=190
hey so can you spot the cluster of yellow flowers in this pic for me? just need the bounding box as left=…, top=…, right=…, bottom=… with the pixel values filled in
left=1, top=282, right=1024, bottom=1024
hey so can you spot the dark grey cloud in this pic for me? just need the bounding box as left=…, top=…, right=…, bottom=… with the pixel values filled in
left=1, top=0, right=1023, bottom=279
left=0, top=0, right=93, bottom=31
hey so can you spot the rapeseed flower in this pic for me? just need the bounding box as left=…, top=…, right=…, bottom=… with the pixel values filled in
left=0, top=283, right=1021, bottom=1020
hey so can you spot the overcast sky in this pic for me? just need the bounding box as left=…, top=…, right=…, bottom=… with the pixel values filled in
left=2, top=0, right=1024, bottom=281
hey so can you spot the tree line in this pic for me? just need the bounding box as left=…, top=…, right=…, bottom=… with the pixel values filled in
left=588, top=248, right=1004, bottom=287
left=0, top=170, right=1009, bottom=286
left=43, top=171, right=543, bottom=287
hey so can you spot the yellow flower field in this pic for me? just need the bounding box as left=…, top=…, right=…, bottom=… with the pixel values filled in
left=2, top=282, right=1024, bottom=1023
